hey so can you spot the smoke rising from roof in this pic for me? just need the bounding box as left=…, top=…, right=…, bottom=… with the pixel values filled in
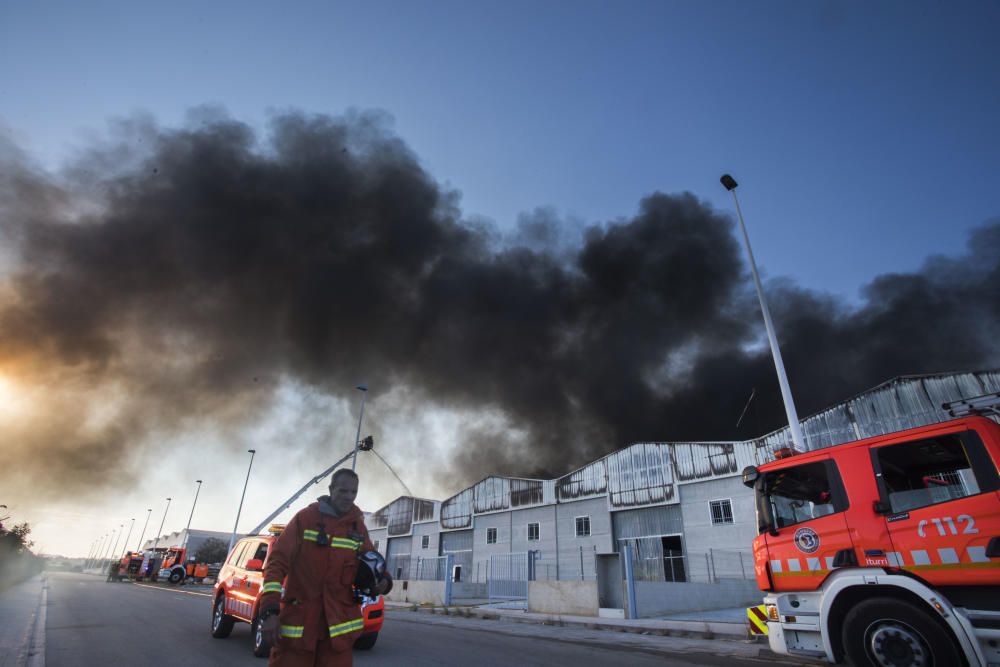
left=0, top=108, right=997, bottom=499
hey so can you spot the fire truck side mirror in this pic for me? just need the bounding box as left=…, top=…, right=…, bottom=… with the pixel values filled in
left=872, top=500, right=891, bottom=515
left=741, top=466, right=759, bottom=488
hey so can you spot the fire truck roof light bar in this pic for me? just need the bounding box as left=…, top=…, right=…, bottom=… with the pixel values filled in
left=942, top=392, right=1000, bottom=418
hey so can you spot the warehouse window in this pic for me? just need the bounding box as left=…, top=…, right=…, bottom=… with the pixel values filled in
left=575, top=516, right=591, bottom=537
left=421, top=535, right=430, bottom=549
left=486, top=528, right=497, bottom=544
left=527, top=523, right=540, bottom=541
left=709, top=499, right=734, bottom=525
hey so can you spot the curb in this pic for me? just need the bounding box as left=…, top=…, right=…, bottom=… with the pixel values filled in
left=384, top=602, right=759, bottom=641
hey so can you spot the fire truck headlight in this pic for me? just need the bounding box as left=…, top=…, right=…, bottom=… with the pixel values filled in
left=766, top=604, right=779, bottom=621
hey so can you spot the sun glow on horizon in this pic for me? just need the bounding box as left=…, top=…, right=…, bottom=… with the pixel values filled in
left=0, top=373, right=30, bottom=419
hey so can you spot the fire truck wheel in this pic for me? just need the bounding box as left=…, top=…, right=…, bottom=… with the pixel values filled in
left=211, top=595, right=235, bottom=639
left=251, top=613, right=272, bottom=658
left=842, top=597, right=961, bottom=667
left=353, top=632, right=378, bottom=650
left=168, top=569, right=184, bottom=584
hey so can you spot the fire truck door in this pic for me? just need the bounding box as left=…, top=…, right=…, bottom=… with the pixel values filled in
left=762, top=458, right=854, bottom=592
left=871, top=428, right=1000, bottom=586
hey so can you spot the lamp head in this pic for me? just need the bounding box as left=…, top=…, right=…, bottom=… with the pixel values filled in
left=720, top=174, right=738, bottom=191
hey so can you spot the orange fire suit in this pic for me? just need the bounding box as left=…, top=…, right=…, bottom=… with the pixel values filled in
left=260, top=498, right=374, bottom=667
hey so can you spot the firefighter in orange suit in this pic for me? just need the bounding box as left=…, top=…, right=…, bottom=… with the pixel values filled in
left=259, top=468, right=388, bottom=667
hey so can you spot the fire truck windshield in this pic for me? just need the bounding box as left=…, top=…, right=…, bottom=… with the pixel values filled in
left=763, top=461, right=842, bottom=529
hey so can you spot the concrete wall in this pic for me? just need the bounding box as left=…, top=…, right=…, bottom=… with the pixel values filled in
left=453, top=582, right=487, bottom=599
left=553, top=497, right=613, bottom=581
left=385, top=580, right=450, bottom=605
left=634, top=579, right=763, bottom=617
left=528, top=581, right=599, bottom=617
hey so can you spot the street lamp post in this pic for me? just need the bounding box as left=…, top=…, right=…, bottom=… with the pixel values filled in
left=228, top=450, right=256, bottom=555
left=181, top=480, right=203, bottom=552
left=351, top=384, right=368, bottom=471
left=136, top=508, right=153, bottom=551
left=86, top=538, right=100, bottom=569
left=91, top=534, right=107, bottom=569
left=152, top=498, right=172, bottom=552
left=720, top=174, right=807, bottom=452
left=101, top=528, right=117, bottom=569
left=108, top=524, right=124, bottom=566
left=119, top=518, right=136, bottom=559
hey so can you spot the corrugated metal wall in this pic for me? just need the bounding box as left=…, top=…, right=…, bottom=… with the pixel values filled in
left=753, top=371, right=1000, bottom=460
left=606, top=444, right=675, bottom=508
left=556, top=460, right=607, bottom=501
left=474, top=477, right=510, bottom=513
left=612, top=505, right=685, bottom=542
left=440, top=487, right=473, bottom=529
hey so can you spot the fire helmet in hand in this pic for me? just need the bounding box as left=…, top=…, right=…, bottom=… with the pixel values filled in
left=354, top=550, right=388, bottom=596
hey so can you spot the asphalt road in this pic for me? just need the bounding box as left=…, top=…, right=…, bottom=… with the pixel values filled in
left=25, top=572, right=812, bottom=666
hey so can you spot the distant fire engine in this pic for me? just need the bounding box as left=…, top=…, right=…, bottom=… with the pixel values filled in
left=744, top=392, right=1000, bottom=666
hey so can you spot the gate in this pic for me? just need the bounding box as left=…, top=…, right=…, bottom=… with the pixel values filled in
left=488, top=552, right=532, bottom=601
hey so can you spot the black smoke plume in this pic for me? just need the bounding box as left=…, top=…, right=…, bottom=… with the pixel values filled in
left=0, top=108, right=997, bottom=498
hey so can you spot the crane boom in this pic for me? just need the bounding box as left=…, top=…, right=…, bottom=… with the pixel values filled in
left=247, top=449, right=355, bottom=536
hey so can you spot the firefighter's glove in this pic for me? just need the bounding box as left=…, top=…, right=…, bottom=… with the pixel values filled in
left=261, top=614, right=281, bottom=647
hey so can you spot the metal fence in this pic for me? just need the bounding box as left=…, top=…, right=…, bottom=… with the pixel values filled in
left=488, top=552, right=530, bottom=600
left=412, top=555, right=450, bottom=581
left=531, top=545, right=598, bottom=581
left=619, top=537, right=752, bottom=583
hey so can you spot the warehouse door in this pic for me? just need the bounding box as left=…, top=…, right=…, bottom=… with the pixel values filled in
left=596, top=553, right=623, bottom=610
left=386, top=537, right=412, bottom=581
left=439, top=530, right=473, bottom=581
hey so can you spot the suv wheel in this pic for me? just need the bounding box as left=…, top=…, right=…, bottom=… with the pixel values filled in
left=252, top=613, right=273, bottom=658
left=353, top=631, right=378, bottom=650
left=210, top=595, right=235, bottom=638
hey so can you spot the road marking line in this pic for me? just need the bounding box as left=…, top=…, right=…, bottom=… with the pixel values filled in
left=132, top=583, right=212, bottom=598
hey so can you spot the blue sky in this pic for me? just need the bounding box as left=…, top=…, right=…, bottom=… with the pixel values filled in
left=3, top=0, right=998, bottom=300
left=2, top=1, right=999, bottom=555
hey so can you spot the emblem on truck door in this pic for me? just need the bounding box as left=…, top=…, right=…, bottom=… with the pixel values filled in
left=793, top=527, right=821, bottom=554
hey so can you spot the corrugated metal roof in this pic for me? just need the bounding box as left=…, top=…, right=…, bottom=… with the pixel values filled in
left=752, top=370, right=1000, bottom=459
left=432, top=370, right=999, bottom=523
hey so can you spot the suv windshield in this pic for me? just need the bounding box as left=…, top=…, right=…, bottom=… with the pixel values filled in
left=763, top=460, right=845, bottom=529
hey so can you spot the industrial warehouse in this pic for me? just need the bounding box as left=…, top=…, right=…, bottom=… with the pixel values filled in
left=367, top=370, right=1000, bottom=618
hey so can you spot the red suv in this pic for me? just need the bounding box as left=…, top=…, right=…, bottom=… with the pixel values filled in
left=210, top=529, right=385, bottom=657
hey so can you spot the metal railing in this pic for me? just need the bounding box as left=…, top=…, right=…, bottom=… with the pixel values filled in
left=488, top=552, right=531, bottom=600
left=412, top=555, right=449, bottom=581
left=619, top=537, right=753, bottom=583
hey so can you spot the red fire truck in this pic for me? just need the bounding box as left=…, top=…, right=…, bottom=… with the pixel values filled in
left=743, top=393, right=1000, bottom=666
left=157, top=547, right=210, bottom=583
